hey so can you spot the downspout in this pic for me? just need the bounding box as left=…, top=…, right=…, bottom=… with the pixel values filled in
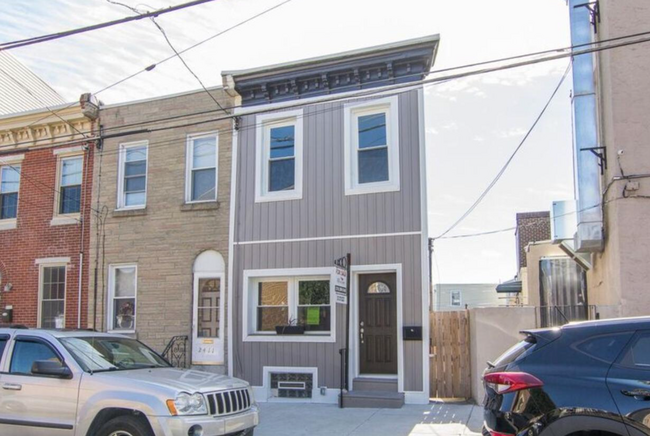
left=568, top=0, right=604, bottom=252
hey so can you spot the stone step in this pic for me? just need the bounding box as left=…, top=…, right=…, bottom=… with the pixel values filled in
left=353, top=377, right=398, bottom=392
left=341, top=390, right=405, bottom=408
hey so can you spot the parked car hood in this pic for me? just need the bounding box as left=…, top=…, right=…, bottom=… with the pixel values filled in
left=96, top=367, right=249, bottom=393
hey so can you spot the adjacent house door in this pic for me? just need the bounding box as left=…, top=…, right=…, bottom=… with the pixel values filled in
left=359, top=273, right=397, bottom=375
left=192, top=273, right=224, bottom=364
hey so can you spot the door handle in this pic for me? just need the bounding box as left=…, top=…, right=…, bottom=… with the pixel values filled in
left=621, top=389, right=650, bottom=400
left=2, top=383, right=22, bottom=391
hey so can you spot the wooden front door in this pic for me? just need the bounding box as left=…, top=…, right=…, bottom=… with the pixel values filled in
left=359, top=273, right=397, bottom=375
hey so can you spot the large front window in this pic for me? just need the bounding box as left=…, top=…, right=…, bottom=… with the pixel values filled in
left=118, top=142, right=148, bottom=209
left=0, top=165, right=20, bottom=220
left=255, top=110, right=303, bottom=202
left=40, top=265, right=66, bottom=328
left=187, top=133, right=218, bottom=202
left=109, top=265, right=137, bottom=332
left=251, top=275, right=332, bottom=335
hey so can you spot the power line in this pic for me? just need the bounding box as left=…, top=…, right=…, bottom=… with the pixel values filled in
left=18, top=0, right=295, bottom=132
left=105, top=0, right=230, bottom=115
left=9, top=26, right=650, bottom=150
left=432, top=63, right=573, bottom=240
left=0, top=0, right=218, bottom=51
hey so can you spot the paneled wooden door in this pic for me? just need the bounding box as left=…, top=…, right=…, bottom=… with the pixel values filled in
left=359, top=273, right=397, bottom=375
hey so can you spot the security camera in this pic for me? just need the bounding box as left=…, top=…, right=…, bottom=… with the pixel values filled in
left=617, top=150, right=624, bottom=156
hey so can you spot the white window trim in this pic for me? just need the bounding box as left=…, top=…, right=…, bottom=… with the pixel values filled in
left=0, top=164, right=21, bottom=223
left=254, top=109, right=303, bottom=203
left=53, top=153, right=84, bottom=222
left=37, top=261, right=68, bottom=329
left=107, top=264, right=138, bottom=334
left=450, top=290, right=462, bottom=307
left=343, top=96, right=400, bottom=196
left=185, top=131, right=219, bottom=204
left=116, top=141, right=148, bottom=210
left=243, top=267, right=336, bottom=343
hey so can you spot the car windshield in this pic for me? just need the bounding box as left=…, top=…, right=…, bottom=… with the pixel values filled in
left=60, top=336, right=170, bottom=372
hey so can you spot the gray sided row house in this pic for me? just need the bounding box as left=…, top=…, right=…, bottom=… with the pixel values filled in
left=88, top=34, right=439, bottom=406
left=223, top=35, right=439, bottom=406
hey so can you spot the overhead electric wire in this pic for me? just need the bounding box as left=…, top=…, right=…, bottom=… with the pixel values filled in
left=432, top=63, right=573, bottom=241
left=18, top=0, right=294, bottom=132
left=0, top=0, right=218, bottom=51
left=105, top=0, right=230, bottom=115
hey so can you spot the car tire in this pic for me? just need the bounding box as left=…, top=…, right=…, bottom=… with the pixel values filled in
left=96, top=415, right=154, bottom=436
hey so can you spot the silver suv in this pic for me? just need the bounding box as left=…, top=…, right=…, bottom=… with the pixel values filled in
left=0, top=328, right=258, bottom=436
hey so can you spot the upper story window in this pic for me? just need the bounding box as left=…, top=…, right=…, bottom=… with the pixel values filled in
left=117, top=141, right=148, bottom=209
left=344, top=96, right=400, bottom=195
left=0, top=165, right=20, bottom=220
left=255, top=109, right=303, bottom=202
left=58, top=156, right=83, bottom=215
left=186, top=132, right=218, bottom=203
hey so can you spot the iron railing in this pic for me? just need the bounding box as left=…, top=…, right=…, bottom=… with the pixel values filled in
left=162, top=335, right=189, bottom=368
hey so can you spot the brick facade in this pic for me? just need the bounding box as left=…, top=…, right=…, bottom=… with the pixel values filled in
left=90, top=88, right=234, bottom=371
left=0, top=107, right=95, bottom=329
left=515, top=211, right=551, bottom=269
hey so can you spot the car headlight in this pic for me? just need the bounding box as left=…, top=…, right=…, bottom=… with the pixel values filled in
left=166, top=392, right=207, bottom=416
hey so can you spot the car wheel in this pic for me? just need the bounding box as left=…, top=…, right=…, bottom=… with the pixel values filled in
left=97, top=415, right=154, bottom=436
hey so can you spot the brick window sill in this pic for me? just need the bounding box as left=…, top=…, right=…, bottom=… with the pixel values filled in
left=180, top=201, right=220, bottom=212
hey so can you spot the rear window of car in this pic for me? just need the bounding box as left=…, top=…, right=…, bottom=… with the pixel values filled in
left=492, top=336, right=536, bottom=367
left=619, top=331, right=650, bottom=369
left=574, top=332, right=633, bottom=363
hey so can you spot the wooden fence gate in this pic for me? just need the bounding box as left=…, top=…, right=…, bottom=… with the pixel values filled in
left=429, top=310, right=471, bottom=399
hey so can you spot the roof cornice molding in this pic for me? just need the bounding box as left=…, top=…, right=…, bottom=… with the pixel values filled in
left=0, top=104, right=93, bottom=152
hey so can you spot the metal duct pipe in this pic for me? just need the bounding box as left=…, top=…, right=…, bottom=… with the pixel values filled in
left=569, top=0, right=604, bottom=252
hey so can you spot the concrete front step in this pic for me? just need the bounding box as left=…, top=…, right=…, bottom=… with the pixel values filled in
left=341, top=390, right=405, bottom=408
left=353, top=377, right=398, bottom=392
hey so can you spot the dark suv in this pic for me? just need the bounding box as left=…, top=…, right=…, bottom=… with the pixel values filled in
left=483, top=317, right=650, bottom=436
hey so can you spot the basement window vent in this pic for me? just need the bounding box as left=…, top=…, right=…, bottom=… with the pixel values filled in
left=270, top=372, right=312, bottom=398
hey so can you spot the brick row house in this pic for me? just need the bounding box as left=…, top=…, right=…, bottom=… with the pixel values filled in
left=0, top=100, right=98, bottom=329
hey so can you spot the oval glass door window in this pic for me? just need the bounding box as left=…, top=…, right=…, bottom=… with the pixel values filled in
left=367, top=282, right=390, bottom=294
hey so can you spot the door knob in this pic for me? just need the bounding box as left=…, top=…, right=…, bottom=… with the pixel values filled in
left=360, top=321, right=364, bottom=327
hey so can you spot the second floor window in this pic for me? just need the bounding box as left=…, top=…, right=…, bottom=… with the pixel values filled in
left=59, top=157, right=82, bottom=214
left=255, top=110, right=303, bottom=202
left=186, top=133, right=218, bottom=202
left=0, top=165, right=20, bottom=220
left=344, top=96, right=400, bottom=195
left=118, top=142, right=148, bottom=209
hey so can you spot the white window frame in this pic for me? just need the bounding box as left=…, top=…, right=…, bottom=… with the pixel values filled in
left=255, top=109, right=303, bottom=203
left=243, top=268, right=335, bottom=343
left=0, top=161, right=21, bottom=229
left=343, top=96, right=400, bottom=196
left=117, top=141, right=148, bottom=210
left=185, top=131, right=219, bottom=203
left=107, top=264, right=138, bottom=333
left=37, top=262, right=68, bottom=329
left=450, top=290, right=462, bottom=307
left=53, top=151, right=84, bottom=223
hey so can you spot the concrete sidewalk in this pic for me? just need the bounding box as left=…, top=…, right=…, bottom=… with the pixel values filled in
left=255, top=401, right=483, bottom=436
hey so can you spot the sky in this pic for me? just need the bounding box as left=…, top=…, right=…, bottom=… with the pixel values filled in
left=0, top=0, right=575, bottom=284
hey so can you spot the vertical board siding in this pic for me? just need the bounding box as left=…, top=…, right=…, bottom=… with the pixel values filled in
left=232, top=235, right=423, bottom=390
left=236, top=90, right=421, bottom=242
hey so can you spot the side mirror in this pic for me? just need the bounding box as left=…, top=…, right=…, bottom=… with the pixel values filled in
left=31, top=360, right=73, bottom=379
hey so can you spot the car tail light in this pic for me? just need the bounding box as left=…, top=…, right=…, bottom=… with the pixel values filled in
left=483, top=372, right=543, bottom=394
left=488, top=431, right=514, bottom=436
